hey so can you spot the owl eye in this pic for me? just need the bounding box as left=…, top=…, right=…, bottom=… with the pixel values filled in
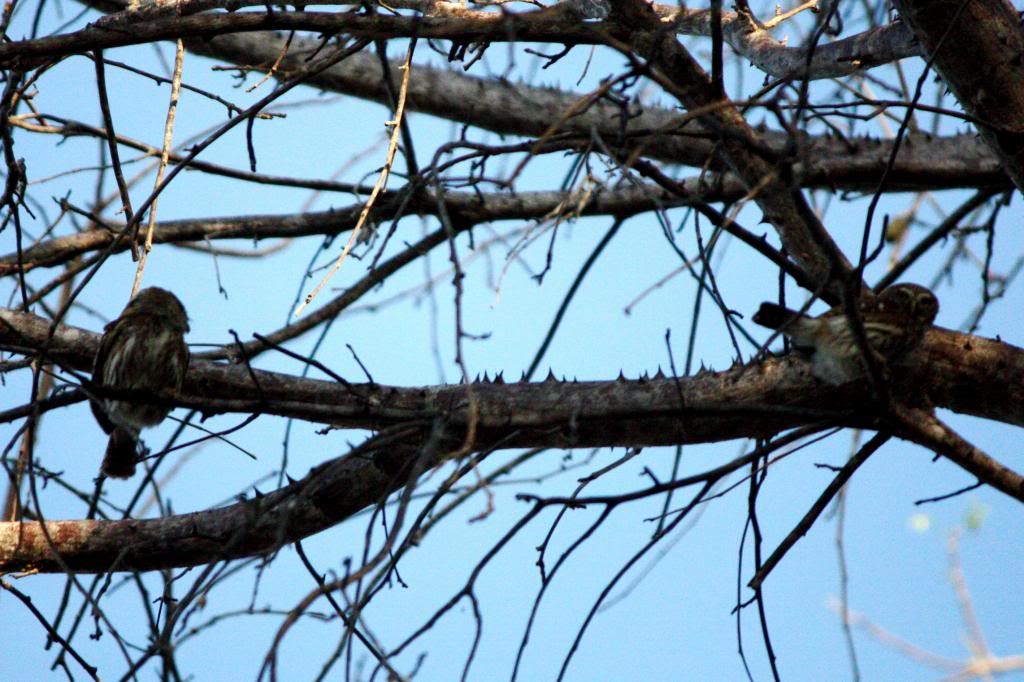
left=916, top=293, right=939, bottom=321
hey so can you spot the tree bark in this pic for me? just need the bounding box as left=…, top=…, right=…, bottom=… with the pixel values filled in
left=894, top=0, right=1024, bottom=191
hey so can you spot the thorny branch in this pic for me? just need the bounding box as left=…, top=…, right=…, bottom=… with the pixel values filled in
left=2, top=0, right=1023, bottom=676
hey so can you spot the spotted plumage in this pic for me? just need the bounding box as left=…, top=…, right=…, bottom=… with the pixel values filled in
left=753, top=283, right=939, bottom=384
left=91, top=287, right=189, bottom=478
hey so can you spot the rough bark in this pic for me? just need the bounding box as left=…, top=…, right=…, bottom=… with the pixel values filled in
left=894, top=0, right=1024, bottom=191
left=3, top=311, right=1023, bottom=573
left=4, top=308, right=1024, bottom=436
left=2, top=306, right=1024, bottom=577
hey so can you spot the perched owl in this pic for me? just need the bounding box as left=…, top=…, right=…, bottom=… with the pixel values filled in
left=753, top=283, right=938, bottom=384
left=91, top=287, right=190, bottom=478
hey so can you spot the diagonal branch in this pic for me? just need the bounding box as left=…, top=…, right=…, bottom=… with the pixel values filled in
left=748, top=431, right=890, bottom=590
left=888, top=405, right=1024, bottom=501
left=608, top=0, right=855, bottom=300
left=893, top=0, right=1024, bottom=192
left=0, top=426, right=440, bottom=574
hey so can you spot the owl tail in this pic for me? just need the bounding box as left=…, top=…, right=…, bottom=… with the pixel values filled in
left=102, top=428, right=138, bottom=479
left=753, top=302, right=803, bottom=331
left=753, top=303, right=818, bottom=350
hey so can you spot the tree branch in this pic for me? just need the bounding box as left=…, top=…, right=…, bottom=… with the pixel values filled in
left=893, top=0, right=1024, bottom=192
left=0, top=184, right=730, bottom=276
left=609, top=0, right=854, bottom=299
left=2, top=309, right=1023, bottom=574
left=3, top=309, right=1024, bottom=435
left=66, top=0, right=923, bottom=79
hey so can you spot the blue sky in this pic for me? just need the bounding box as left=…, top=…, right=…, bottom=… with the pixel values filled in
left=2, top=1, right=1023, bottom=680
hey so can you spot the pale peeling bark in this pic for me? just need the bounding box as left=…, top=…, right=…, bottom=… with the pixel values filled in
left=72, top=0, right=921, bottom=80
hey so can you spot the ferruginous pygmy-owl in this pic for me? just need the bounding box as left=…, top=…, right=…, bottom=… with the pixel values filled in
left=90, top=287, right=190, bottom=478
left=752, top=283, right=939, bottom=384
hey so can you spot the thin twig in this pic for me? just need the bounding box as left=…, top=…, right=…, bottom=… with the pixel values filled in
left=132, top=38, right=185, bottom=296
left=296, top=38, right=416, bottom=316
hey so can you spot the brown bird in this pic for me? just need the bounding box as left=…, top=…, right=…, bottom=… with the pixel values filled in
left=753, top=283, right=939, bottom=384
left=90, top=287, right=190, bottom=478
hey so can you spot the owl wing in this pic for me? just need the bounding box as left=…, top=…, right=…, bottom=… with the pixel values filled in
left=173, top=336, right=190, bottom=390
left=89, top=319, right=122, bottom=435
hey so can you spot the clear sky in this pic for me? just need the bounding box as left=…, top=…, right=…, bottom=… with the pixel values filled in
left=2, top=1, right=1023, bottom=680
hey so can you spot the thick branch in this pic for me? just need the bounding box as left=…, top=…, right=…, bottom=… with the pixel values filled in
left=195, top=36, right=1006, bottom=189
left=2, top=309, right=1023, bottom=573
left=65, top=0, right=922, bottom=80
left=3, top=308, right=1024, bottom=440
left=894, top=0, right=1024, bottom=192
left=611, top=0, right=854, bottom=299
left=1, top=8, right=601, bottom=69
left=186, top=25, right=1006, bottom=189
left=0, top=309, right=862, bottom=447
left=25, top=1, right=1000, bottom=190
left=0, top=429, right=446, bottom=574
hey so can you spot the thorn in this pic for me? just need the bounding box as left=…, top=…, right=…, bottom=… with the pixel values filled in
left=494, top=371, right=505, bottom=384
left=482, top=371, right=490, bottom=383
left=520, top=371, right=528, bottom=383
left=544, top=369, right=557, bottom=383
left=654, top=366, right=666, bottom=379
left=617, top=370, right=626, bottom=382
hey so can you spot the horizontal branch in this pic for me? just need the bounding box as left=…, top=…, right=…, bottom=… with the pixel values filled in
left=177, top=33, right=1011, bottom=189
left=1, top=8, right=606, bottom=68
left=20, top=107, right=1001, bottom=204
left=14, top=104, right=1003, bottom=210
left=3, top=309, right=1024, bottom=436
left=1, top=182, right=735, bottom=275
left=2, top=307, right=1022, bottom=573
left=0, top=308, right=862, bottom=447
left=10, top=113, right=375, bottom=196
left=26, top=1, right=1002, bottom=192
left=52, top=0, right=921, bottom=80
